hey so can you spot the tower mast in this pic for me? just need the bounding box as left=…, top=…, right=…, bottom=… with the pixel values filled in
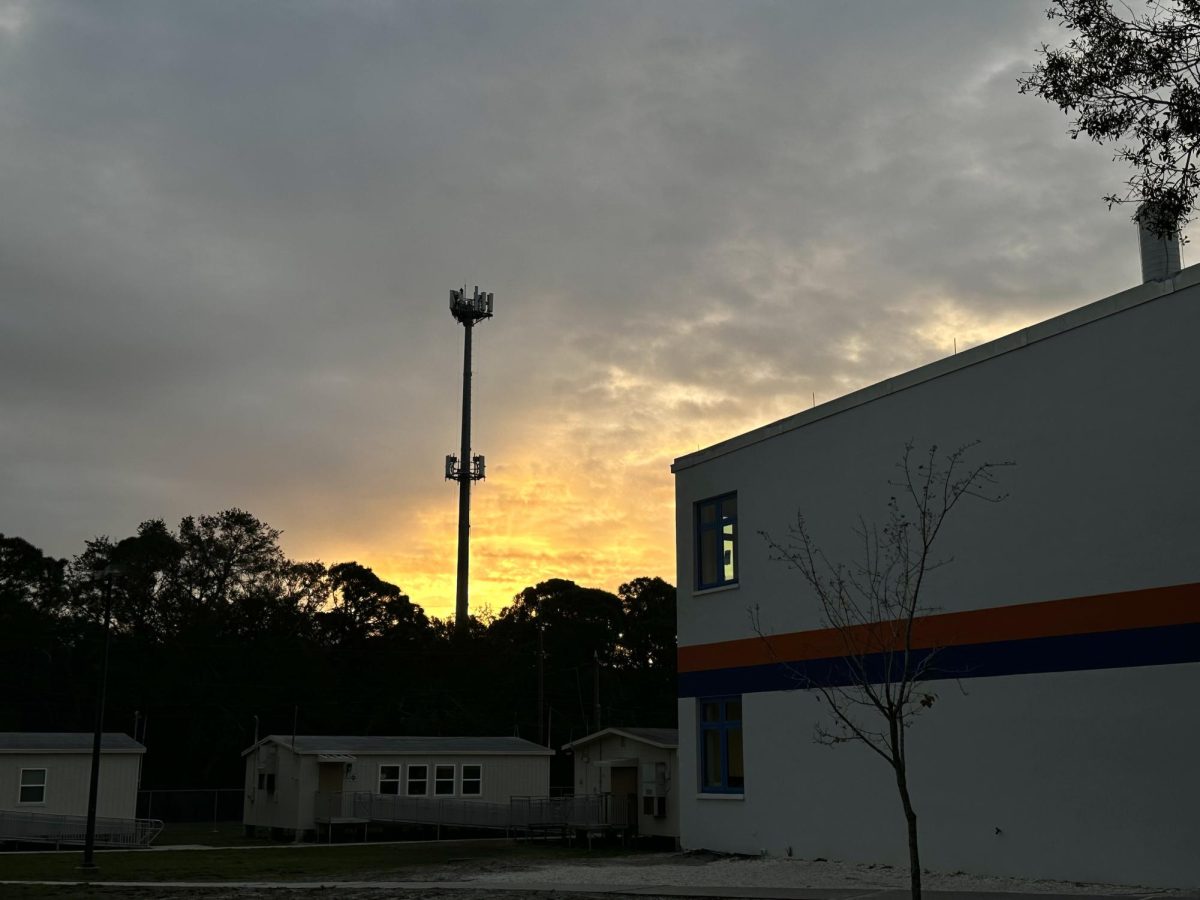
left=445, top=285, right=493, bottom=634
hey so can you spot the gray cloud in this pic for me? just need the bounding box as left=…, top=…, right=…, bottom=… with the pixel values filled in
left=0, top=1, right=1169, bottom=609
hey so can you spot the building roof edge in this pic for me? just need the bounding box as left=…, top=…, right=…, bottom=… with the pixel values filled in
left=671, top=265, right=1200, bottom=473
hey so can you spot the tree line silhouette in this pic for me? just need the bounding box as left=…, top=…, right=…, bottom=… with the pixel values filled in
left=0, top=509, right=676, bottom=789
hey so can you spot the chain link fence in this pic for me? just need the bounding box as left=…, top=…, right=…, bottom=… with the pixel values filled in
left=137, top=788, right=242, bottom=823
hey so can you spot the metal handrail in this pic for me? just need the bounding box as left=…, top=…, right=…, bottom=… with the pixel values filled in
left=0, top=809, right=164, bottom=847
left=313, top=790, right=631, bottom=832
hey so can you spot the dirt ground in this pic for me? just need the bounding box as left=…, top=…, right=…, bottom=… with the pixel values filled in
left=2, top=889, right=651, bottom=900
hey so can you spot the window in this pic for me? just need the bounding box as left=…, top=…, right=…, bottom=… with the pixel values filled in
left=696, top=493, right=737, bottom=590
left=461, top=764, right=482, bottom=796
left=406, top=764, right=428, bottom=796
left=19, top=768, right=46, bottom=804
left=698, top=697, right=743, bottom=794
left=257, top=773, right=276, bottom=794
left=434, top=764, right=455, bottom=796
left=379, top=765, right=401, bottom=795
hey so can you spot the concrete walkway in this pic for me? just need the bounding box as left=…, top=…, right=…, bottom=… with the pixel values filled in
left=2, top=880, right=1188, bottom=899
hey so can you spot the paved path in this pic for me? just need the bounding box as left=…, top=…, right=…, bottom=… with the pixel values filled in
left=2, top=880, right=1187, bottom=900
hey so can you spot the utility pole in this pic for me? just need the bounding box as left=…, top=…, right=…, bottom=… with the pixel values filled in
left=445, top=285, right=494, bottom=634
left=593, top=650, right=601, bottom=733
left=537, top=623, right=545, bottom=745
left=82, top=564, right=122, bottom=871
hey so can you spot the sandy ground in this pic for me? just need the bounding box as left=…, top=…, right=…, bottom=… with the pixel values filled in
left=463, top=853, right=1195, bottom=896
left=8, top=850, right=1197, bottom=899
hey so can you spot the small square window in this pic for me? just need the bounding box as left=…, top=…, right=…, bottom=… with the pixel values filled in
left=434, top=764, right=455, bottom=796
left=379, top=765, right=401, bottom=795
left=461, top=764, right=482, bottom=796
left=696, top=493, right=737, bottom=590
left=19, top=769, right=46, bottom=804
left=406, top=764, right=428, bottom=796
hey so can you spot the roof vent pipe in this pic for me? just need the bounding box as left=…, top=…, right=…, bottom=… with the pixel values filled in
left=1137, top=206, right=1182, bottom=282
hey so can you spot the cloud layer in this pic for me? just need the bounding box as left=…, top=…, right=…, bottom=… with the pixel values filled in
left=1, top=1, right=1178, bottom=616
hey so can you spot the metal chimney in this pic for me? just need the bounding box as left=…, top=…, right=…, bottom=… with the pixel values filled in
left=1137, top=209, right=1182, bottom=283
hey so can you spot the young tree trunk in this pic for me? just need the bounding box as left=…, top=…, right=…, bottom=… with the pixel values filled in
left=895, top=765, right=922, bottom=900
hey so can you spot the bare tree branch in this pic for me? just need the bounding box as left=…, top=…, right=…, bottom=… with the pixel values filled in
left=758, top=441, right=1012, bottom=900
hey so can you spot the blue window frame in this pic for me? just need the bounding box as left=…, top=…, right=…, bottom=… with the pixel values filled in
left=698, top=696, right=743, bottom=793
left=696, top=493, right=738, bottom=590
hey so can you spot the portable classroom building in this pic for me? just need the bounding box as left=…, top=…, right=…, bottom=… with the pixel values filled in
left=242, top=735, right=552, bottom=837
left=0, top=733, right=144, bottom=819
left=564, top=727, right=678, bottom=841
left=672, top=266, right=1200, bottom=886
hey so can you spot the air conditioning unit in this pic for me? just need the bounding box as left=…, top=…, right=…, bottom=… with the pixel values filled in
left=640, top=762, right=668, bottom=817
left=641, top=795, right=667, bottom=817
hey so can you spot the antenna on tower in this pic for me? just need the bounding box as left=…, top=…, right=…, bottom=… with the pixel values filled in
left=445, top=284, right=495, bottom=634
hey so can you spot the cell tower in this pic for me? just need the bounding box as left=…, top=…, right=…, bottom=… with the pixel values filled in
left=445, top=285, right=494, bottom=634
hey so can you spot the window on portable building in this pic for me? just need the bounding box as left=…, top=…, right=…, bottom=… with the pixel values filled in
left=379, top=765, right=401, bottom=795
left=696, top=493, right=738, bottom=590
left=19, top=768, right=46, bottom=804
left=434, top=764, right=455, bottom=795
left=461, top=764, right=482, bottom=795
left=407, top=764, right=428, bottom=796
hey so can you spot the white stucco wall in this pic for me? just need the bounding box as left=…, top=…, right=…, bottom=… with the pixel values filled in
left=672, top=270, right=1200, bottom=886
left=679, top=665, right=1198, bottom=885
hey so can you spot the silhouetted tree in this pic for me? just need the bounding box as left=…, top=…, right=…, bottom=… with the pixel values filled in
left=1019, top=0, right=1200, bottom=235
left=0, top=535, right=67, bottom=611
left=0, top=536, right=68, bottom=730
left=616, top=577, right=676, bottom=670
left=0, top=513, right=680, bottom=791
left=320, top=561, right=425, bottom=644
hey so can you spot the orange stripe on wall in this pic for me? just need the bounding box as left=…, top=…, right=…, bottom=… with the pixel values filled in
left=677, top=582, right=1200, bottom=673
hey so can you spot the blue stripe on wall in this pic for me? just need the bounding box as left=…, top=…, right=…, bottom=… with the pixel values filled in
left=677, top=622, right=1200, bottom=698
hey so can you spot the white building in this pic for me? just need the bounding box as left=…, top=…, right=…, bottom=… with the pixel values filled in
left=564, top=726, right=678, bottom=842
left=242, top=735, right=552, bottom=837
left=0, top=732, right=144, bottom=820
left=671, top=261, right=1200, bottom=885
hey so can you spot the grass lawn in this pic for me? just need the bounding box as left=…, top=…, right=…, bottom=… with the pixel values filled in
left=0, top=838, right=633, bottom=884
left=152, top=820, right=274, bottom=847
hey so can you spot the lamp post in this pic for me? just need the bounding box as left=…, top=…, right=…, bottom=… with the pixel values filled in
left=81, top=563, right=123, bottom=871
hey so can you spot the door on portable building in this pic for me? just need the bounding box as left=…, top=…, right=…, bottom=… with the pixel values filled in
left=610, top=765, right=638, bottom=834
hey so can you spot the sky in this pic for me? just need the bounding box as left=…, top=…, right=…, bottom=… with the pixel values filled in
left=1, top=1, right=1185, bottom=620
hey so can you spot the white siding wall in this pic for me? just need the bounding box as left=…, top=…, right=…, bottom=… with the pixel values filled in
left=571, top=736, right=679, bottom=839
left=344, top=754, right=549, bottom=805
left=243, top=744, right=551, bottom=832
left=674, top=274, right=1200, bottom=886
left=242, top=742, right=303, bottom=832
left=572, top=736, right=621, bottom=794
left=0, top=752, right=141, bottom=819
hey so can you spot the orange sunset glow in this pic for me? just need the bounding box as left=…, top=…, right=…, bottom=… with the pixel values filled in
left=286, top=306, right=1048, bottom=621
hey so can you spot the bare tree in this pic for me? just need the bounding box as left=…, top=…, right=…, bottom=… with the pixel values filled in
left=758, top=441, right=1011, bottom=900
